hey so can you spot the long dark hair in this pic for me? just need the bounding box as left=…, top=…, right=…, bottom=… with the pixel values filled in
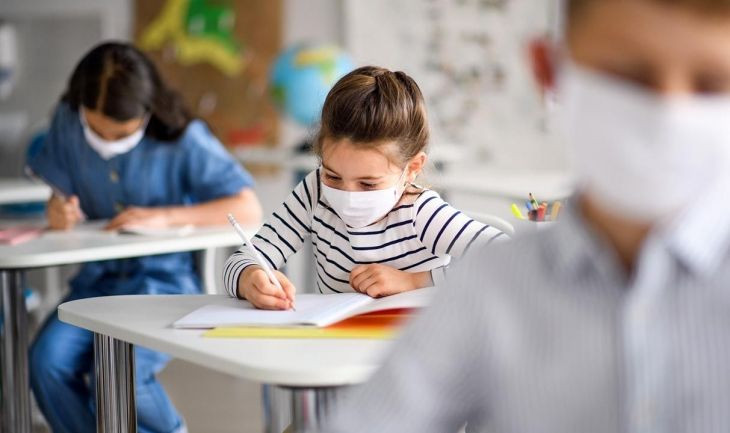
left=62, top=42, right=192, bottom=141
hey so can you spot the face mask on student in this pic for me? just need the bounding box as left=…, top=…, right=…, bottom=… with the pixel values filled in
left=322, top=169, right=409, bottom=228
left=557, top=61, right=730, bottom=223
left=80, top=109, right=148, bottom=160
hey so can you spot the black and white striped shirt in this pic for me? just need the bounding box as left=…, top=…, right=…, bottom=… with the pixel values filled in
left=223, top=169, right=505, bottom=297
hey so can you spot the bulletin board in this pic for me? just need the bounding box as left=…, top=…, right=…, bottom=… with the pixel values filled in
left=134, top=0, right=282, bottom=147
left=344, top=0, right=566, bottom=169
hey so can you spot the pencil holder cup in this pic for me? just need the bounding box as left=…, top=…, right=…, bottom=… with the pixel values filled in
left=512, top=219, right=556, bottom=234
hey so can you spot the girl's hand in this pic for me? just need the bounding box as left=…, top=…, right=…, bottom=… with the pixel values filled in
left=47, top=195, right=83, bottom=231
left=238, top=266, right=296, bottom=310
left=349, top=265, right=433, bottom=298
left=105, top=207, right=171, bottom=231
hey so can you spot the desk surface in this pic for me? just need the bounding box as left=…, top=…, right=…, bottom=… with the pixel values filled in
left=59, top=295, right=391, bottom=387
left=0, top=220, right=254, bottom=269
left=430, top=168, right=574, bottom=202
left=0, top=178, right=51, bottom=205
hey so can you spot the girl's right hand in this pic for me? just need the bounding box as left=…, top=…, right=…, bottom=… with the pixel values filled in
left=47, top=195, right=83, bottom=231
left=238, top=266, right=297, bottom=310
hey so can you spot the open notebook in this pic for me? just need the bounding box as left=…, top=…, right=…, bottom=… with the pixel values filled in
left=173, top=288, right=435, bottom=329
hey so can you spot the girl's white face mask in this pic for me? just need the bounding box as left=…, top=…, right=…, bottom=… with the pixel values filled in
left=322, top=169, right=408, bottom=228
left=558, top=62, right=730, bottom=223
left=81, top=109, right=147, bottom=160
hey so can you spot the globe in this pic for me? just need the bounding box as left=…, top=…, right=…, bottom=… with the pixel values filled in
left=270, top=44, right=355, bottom=127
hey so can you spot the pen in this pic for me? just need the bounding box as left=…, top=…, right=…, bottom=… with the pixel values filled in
left=227, top=213, right=295, bottom=311
left=537, top=203, right=546, bottom=222
left=529, top=193, right=539, bottom=209
left=511, top=203, right=525, bottom=220
left=551, top=201, right=562, bottom=221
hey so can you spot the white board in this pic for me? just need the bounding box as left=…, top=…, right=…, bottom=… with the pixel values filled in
left=344, top=0, right=567, bottom=170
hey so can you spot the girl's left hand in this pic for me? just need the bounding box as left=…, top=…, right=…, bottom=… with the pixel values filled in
left=105, top=207, right=172, bottom=231
left=349, top=264, right=432, bottom=298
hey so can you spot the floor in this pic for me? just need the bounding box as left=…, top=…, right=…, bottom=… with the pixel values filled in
left=160, top=360, right=265, bottom=433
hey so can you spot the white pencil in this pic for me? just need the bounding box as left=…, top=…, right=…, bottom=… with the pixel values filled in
left=227, top=214, right=295, bottom=311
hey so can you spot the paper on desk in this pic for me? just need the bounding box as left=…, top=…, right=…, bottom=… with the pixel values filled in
left=0, top=227, right=43, bottom=245
left=173, top=288, right=435, bottom=329
left=203, top=325, right=398, bottom=339
left=118, top=225, right=194, bottom=237
left=205, top=309, right=413, bottom=339
left=173, top=293, right=370, bottom=328
left=32, top=222, right=195, bottom=238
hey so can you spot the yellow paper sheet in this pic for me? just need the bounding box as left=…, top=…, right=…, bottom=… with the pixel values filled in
left=203, top=326, right=397, bottom=340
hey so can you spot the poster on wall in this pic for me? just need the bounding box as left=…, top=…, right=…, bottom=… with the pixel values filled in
left=134, top=0, right=282, bottom=148
left=344, top=0, right=566, bottom=170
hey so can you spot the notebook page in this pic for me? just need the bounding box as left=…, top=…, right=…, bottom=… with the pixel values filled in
left=348, top=287, right=436, bottom=316
left=118, top=225, right=195, bottom=237
left=172, top=293, right=373, bottom=329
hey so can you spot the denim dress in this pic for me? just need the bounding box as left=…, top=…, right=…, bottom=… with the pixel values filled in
left=27, top=102, right=254, bottom=433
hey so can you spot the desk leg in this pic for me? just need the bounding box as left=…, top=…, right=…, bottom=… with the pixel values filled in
left=0, top=269, right=31, bottom=433
left=263, top=384, right=342, bottom=433
left=94, top=333, right=136, bottom=433
left=201, top=247, right=217, bottom=294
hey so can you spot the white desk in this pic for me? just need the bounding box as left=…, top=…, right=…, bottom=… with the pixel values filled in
left=0, top=222, right=256, bottom=433
left=0, top=178, right=51, bottom=205
left=59, top=295, right=392, bottom=433
left=0, top=221, right=245, bottom=269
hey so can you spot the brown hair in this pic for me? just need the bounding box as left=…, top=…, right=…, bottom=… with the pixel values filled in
left=314, top=66, right=429, bottom=168
left=567, top=0, right=730, bottom=25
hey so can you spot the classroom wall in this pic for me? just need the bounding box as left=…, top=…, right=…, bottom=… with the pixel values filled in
left=1, top=0, right=554, bottom=174
left=1, top=0, right=539, bottom=281
left=342, top=0, right=567, bottom=171
left=278, top=0, right=343, bottom=149
left=0, top=0, right=343, bottom=294
left=0, top=0, right=131, bottom=177
left=0, top=0, right=340, bottom=177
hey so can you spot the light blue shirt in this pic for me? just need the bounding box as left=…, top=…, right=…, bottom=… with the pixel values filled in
left=28, top=102, right=254, bottom=297
left=324, top=179, right=730, bottom=433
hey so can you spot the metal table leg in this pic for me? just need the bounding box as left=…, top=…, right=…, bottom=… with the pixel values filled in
left=94, top=333, right=136, bottom=433
left=0, top=269, right=31, bottom=433
left=201, top=247, right=218, bottom=294
left=263, top=384, right=343, bottom=433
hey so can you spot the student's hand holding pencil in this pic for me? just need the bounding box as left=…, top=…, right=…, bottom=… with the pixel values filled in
left=238, top=266, right=297, bottom=310
left=47, top=194, right=84, bottom=231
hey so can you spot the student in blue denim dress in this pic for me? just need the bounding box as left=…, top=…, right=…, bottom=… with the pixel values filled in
left=27, top=42, right=262, bottom=433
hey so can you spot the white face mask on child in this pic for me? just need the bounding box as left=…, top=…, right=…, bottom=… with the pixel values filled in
left=81, top=109, right=148, bottom=160
left=558, top=61, right=730, bottom=223
left=322, top=169, right=408, bottom=228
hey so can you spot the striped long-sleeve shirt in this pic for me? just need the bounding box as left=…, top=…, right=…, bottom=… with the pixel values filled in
left=223, top=168, right=505, bottom=297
